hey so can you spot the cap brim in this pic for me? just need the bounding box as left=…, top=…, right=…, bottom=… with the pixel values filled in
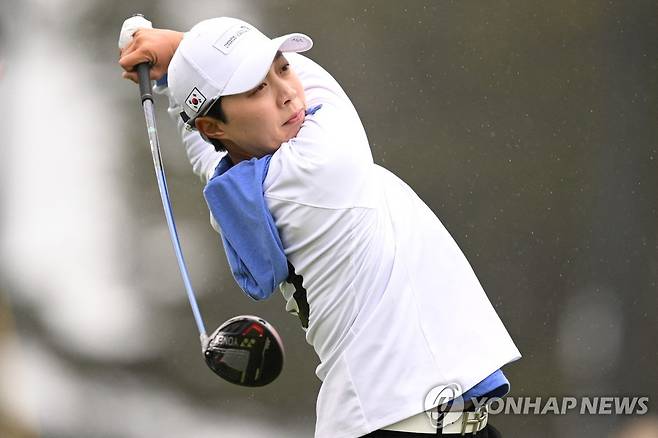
left=221, top=33, right=313, bottom=97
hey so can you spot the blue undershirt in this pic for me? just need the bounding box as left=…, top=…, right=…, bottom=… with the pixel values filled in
left=461, top=369, right=509, bottom=401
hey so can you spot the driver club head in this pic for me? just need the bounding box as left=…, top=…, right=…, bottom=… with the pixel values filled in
left=203, top=315, right=284, bottom=387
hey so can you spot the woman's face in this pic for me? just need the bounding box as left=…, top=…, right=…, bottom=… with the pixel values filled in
left=199, top=52, right=307, bottom=163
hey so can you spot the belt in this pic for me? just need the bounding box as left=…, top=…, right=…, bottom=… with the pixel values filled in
left=382, top=405, right=489, bottom=435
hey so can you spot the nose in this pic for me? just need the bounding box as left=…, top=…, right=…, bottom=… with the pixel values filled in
left=274, top=77, right=297, bottom=107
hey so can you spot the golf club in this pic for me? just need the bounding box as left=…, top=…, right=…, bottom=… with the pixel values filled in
left=119, top=14, right=284, bottom=387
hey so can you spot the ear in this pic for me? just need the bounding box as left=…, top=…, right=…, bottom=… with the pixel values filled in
left=195, top=116, right=226, bottom=141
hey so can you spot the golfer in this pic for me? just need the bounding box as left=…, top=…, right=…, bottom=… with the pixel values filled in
left=119, top=17, right=521, bottom=438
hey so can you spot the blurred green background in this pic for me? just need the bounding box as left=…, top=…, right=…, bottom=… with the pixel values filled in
left=0, top=1, right=656, bottom=437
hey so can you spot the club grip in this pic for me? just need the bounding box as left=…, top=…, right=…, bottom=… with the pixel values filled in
left=137, top=62, right=153, bottom=102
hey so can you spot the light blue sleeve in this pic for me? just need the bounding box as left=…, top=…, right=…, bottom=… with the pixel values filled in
left=203, top=155, right=289, bottom=300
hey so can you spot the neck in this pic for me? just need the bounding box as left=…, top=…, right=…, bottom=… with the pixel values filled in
left=226, top=151, right=249, bottom=165
left=224, top=141, right=250, bottom=165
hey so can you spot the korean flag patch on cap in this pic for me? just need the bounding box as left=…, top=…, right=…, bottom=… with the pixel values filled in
left=185, top=87, right=207, bottom=113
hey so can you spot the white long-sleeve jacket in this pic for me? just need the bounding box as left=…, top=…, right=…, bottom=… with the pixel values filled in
left=163, top=53, right=521, bottom=438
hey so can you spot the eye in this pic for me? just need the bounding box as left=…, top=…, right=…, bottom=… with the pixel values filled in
left=281, top=63, right=290, bottom=73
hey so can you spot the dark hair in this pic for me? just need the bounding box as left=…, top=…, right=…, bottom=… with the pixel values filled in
left=204, top=97, right=228, bottom=152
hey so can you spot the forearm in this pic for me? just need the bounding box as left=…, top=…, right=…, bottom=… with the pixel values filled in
left=158, top=81, right=223, bottom=232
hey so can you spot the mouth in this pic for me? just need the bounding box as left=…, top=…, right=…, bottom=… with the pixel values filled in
left=283, top=109, right=305, bottom=126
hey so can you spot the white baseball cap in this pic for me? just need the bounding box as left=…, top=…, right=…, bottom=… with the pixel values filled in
left=168, top=17, right=313, bottom=127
